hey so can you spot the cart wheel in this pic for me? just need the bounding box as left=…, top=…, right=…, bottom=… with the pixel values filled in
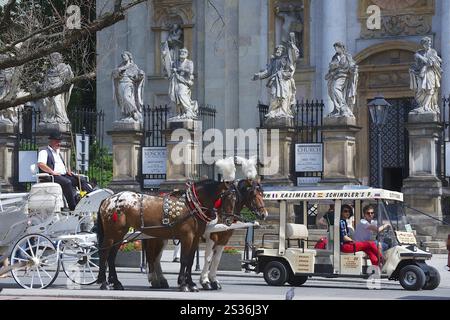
left=422, top=266, right=440, bottom=290
left=61, top=239, right=99, bottom=285
left=10, top=234, right=59, bottom=289
left=287, top=275, right=308, bottom=286
left=263, top=261, right=288, bottom=286
left=399, top=264, right=426, bottom=291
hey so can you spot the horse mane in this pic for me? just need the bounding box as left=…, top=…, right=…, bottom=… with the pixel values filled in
left=195, top=179, right=222, bottom=200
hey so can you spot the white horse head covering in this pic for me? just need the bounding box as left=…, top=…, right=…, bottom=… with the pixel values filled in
left=215, top=157, right=236, bottom=181
left=235, top=155, right=258, bottom=179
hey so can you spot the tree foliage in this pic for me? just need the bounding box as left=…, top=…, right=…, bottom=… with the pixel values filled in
left=0, top=0, right=146, bottom=111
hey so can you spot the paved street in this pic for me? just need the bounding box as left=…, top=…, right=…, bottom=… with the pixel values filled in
left=0, top=250, right=449, bottom=300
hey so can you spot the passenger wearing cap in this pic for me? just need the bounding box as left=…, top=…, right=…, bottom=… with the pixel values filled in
left=37, top=131, right=93, bottom=210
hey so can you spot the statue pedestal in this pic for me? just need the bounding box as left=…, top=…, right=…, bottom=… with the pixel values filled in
left=259, top=126, right=295, bottom=186
left=264, top=117, right=294, bottom=129
left=0, top=123, right=16, bottom=192
left=402, top=112, right=443, bottom=232
left=160, top=119, right=201, bottom=192
left=38, top=122, right=71, bottom=134
left=320, top=116, right=361, bottom=186
left=108, top=125, right=143, bottom=192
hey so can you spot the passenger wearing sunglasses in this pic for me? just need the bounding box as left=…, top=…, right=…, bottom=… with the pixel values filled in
left=354, top=204, right=390, bottom=252
left=339, top=204, right=383, bottom=266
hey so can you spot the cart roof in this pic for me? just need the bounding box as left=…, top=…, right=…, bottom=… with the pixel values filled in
left=262, top=185, right=403, bottom=202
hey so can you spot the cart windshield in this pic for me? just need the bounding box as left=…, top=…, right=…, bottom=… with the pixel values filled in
left=376, top=200, right=414, bottom=248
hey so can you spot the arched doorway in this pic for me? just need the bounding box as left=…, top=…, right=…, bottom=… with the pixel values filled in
left=354, top=41, right=420, bottom=190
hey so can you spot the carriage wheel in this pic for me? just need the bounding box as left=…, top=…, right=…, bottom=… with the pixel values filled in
left=61, top=238, right=99, bottom=285
left=10, top=234, right=60, bottom=289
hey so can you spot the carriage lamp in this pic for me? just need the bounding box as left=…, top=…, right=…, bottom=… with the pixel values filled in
left=368, top=95, right=391, bottom=188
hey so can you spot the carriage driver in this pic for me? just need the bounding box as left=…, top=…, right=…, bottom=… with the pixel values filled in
left=37, top=131, right=93, bottom=210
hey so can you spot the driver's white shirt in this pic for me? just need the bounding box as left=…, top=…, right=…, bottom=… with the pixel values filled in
left=353, top=219, right=377, bottom=242
left=37, top=146, right=67, bottom=175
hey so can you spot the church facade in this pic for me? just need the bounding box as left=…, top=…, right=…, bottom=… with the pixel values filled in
left=96, top=0, right=450, bottom=193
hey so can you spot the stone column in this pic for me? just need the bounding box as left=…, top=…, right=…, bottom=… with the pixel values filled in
left=259, top=124, right=295, bottom=186
left=160, top=120, right=201, bottom=191
left=108, top=122, right=143, bottom=192
left=320, top=117, right=361, bottom=185
left=0, top=124, right=16, bottom=192
left=441, top=0, right=450, bottom=100
left=402, top=113, right=443, bottom=236
left=321, top=0, right=347, bottom=116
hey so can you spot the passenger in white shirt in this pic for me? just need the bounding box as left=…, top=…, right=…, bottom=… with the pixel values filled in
left=354, top=204, right=390, bottom=252
left=37, top=131, right=92, bottom=210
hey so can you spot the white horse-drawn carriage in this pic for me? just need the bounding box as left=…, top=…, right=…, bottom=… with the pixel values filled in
left=0, top=169, right=113, bottom=289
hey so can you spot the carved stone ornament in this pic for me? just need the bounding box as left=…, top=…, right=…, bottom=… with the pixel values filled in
left=359, top=0, right=435, bottom=39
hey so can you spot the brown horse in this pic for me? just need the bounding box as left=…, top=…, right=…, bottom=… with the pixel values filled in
left=142, top=179, right=267, bottom=290
left=96, top=180, right=237, bottom=292
left=200, top=179, right=267, bottom=290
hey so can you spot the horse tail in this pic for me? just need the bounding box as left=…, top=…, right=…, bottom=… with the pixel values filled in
left=97, top=199, right=105, bottom=247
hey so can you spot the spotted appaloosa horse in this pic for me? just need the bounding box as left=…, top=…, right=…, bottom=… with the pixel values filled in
left=200, top=179, right=267, bottom=290
left=96, top=180, right=237, bottom=292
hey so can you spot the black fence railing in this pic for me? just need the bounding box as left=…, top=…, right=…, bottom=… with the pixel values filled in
left=68, top=107, right=106, bottom=186
left=257, top=100, right=324, bottom=185
left=14, top=106, right=106, bottom=190
left=141, top=105, right=217, bottom=190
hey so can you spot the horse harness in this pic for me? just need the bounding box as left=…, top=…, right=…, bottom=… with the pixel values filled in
left=136, top=181, right=235, bottom=230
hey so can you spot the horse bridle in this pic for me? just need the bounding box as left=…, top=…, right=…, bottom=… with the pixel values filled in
left=218, top=180, right=266, bottom=225
left=239, top=180, right=266, bottom=219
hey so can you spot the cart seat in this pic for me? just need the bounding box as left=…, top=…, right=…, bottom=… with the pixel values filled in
left=263, top=224, right=313, bottom=251
left=286, top=223, right=308, bottom=240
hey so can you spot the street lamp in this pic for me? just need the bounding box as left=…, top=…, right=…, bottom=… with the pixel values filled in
left=368, top=96, right=391, bottom=188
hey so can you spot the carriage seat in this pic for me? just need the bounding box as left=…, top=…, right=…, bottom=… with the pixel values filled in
left=28, top=164, right=65, bottom=217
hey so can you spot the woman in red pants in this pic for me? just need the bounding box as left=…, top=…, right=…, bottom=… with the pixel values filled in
left=339, top=204, right=382, bottom=266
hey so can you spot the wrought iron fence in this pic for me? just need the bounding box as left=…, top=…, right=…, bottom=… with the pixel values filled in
left=68, top=107, right=106, bottom=187
left=257, top=100, right=324, bottom=185
left=14, top=106, right=106, bottom=190
left=141, top=105, right=217, bottom=190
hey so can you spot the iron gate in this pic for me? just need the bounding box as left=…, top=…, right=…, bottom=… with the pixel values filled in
left=141, top=105, right=216, bottom=190
left=257, top=100, right=324, bottom=185
left=15, top=106, right=105, bottom=190
left=368, top=98, right=413, bottom=191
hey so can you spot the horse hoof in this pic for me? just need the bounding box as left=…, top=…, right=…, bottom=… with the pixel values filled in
left=189, top=285, right=199, bottom=292
left=180, top=285, right=190, bottom=292
left=201, top=282, right=213, bottom=290
left=113, top=282, right=124, bottom=290
left=100, top=282, right=109, bottom=290
left=161, top=279, right=169, bottom=289
left=151, top=280, right=169, bottom=289
left=211, top=281, right=222, bottom=290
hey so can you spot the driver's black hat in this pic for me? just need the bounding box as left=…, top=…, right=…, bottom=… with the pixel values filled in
left=48, top=131, right=63, bottom=141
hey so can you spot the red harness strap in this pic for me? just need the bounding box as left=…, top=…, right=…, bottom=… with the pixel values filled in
left=188, top=182, right=218, bottom=223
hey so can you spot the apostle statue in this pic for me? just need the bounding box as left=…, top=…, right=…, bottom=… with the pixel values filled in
left=325, top=42, right=358, bottom=118
left=162, top=27, right=198, bottom=120
left=409, top=36, right=442, bottom=114
left=0, top=54, right=20, bottom=125
left=112, top=51, right=145, bottom=123
left=39, top=52, right=74, bottom=125
left=252, top=32, right=299, bottom=120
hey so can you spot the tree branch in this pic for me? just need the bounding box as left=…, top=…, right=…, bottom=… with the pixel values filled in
left=0, top=22, right=64, bottom=55
left=0, top=0, right=16, bottom=31
left=0, top=72, right=95, bottom=111
left=0, top=0, right=146, bottom=70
